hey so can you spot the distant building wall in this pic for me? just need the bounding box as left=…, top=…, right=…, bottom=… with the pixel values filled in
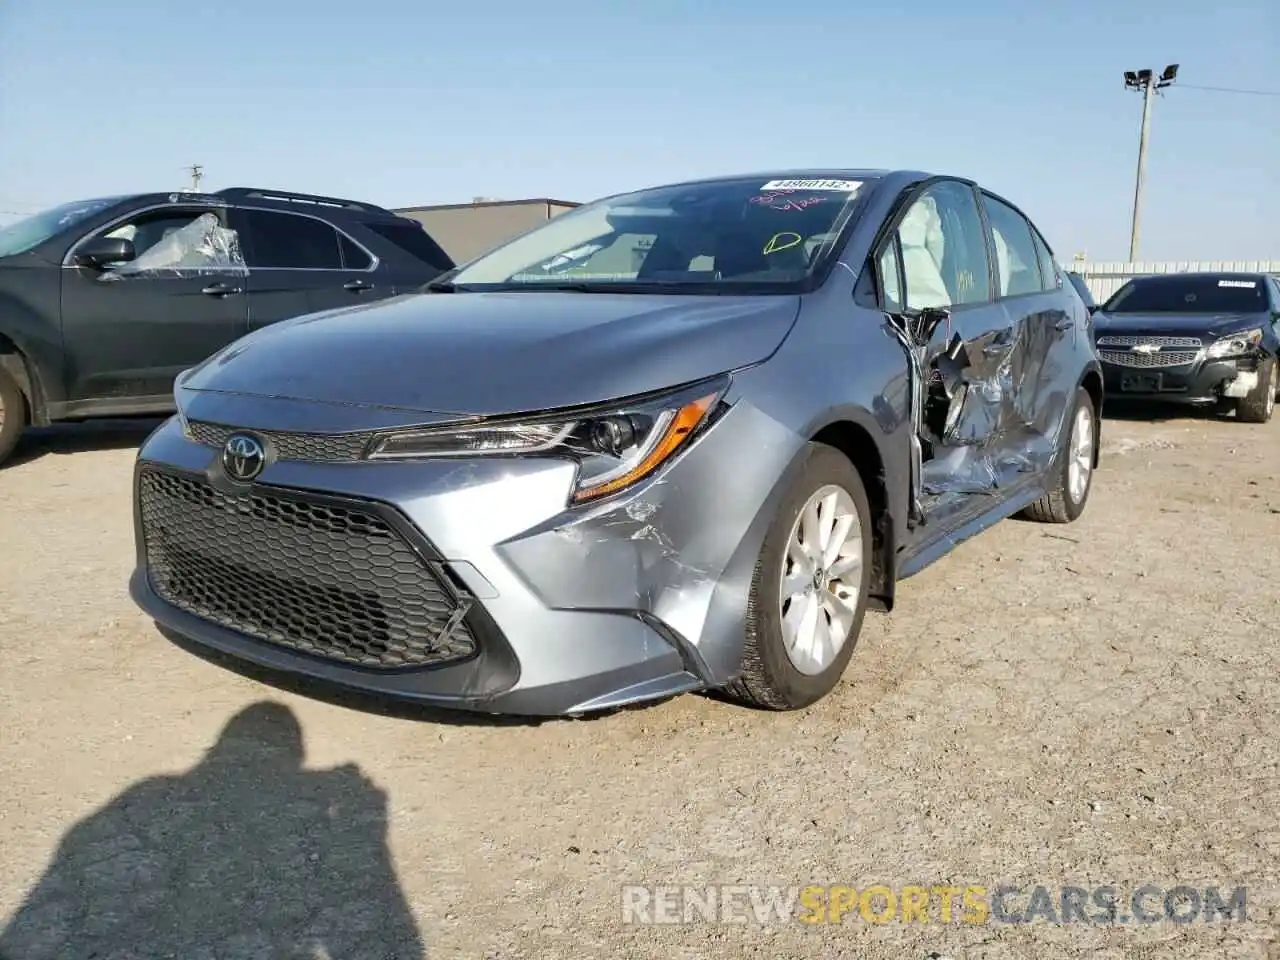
left=393, top=198, right=579, bottom=265
left=1067, top=259, right=1280, bottom=302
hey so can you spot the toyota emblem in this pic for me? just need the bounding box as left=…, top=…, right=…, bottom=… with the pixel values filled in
left=222, top=432, right=266, bottom=482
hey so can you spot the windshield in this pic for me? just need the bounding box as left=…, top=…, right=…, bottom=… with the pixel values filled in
left=1102, top=275, right=1268, bottom=314
left=0, top=197, right=127, bottom=258
left=445, top=176, right=873, bottom=292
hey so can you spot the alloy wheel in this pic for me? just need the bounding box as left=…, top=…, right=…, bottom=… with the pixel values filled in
left=778, top=484, right=864, bottom=676
left=1067, top=404, right=1094, bottom=504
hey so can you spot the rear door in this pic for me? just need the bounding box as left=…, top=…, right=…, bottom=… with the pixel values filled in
left=229, top=207, right=383, bottom=332
left=979, top=192, right=1073, bottom=440
left=60, top=205, right=248, bottom=407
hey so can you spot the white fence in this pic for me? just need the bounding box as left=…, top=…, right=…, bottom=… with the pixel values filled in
left=1067, top=260, right=1280, bottom=303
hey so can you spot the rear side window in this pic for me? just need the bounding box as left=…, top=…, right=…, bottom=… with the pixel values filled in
left=338, top=233, right=373, bottom=270
left=363, top=221, right=453, bottom=271
left=239, top=210, right=342, bottom=269
left=1103, top=276, right=1269, bottom=313
left=982, top=194, right=1041, bottom=297
left=1030, top=229, right=1060, bottom=293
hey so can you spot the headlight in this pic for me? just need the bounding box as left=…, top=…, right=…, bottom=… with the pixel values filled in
left=1205, top=328, right=1264, bottom=359
left=366, top=378, right=729, bottom=504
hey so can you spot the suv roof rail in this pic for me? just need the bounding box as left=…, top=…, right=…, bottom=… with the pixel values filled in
left=216, top=187, right=396, bottom=216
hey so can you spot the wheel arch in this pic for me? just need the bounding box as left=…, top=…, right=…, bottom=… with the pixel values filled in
left=808, top=418, right=897, bottom=612
left=0, top=332, right=39, bottom=426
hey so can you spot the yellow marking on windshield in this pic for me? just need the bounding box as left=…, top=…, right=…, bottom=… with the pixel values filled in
left=764, top=232, right=803, bottom=255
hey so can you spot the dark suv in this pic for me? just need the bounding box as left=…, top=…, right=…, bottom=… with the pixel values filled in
left=0, top=187, right=454, bottom=464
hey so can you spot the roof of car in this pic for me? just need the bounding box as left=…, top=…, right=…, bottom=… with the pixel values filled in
left=123, top=187, right=407, bottom=220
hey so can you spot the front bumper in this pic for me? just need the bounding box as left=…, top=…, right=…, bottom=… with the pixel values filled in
left=130, top=400, right=804, bottom=716
left=1099, top=352, right=1266, bottom=404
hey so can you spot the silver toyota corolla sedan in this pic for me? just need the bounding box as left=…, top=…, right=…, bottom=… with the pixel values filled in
left=130, top=170, right=1103, bottom=716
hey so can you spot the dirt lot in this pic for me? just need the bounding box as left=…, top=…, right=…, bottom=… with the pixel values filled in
left=1, top=409, right=1277, bottom=959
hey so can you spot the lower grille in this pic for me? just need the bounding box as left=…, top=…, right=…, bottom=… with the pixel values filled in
left=1099, top=349, right=1200, bottom=369
left=138, top=468, right=476, bottom=669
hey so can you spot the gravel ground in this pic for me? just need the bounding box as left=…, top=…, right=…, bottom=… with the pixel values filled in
left=0, top=409, right=1277, bottom=959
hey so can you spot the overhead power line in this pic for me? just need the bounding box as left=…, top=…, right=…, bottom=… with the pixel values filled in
left=1176, top=83, right=1280, bottom=98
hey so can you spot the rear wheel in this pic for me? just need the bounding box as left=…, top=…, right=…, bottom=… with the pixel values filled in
left=723, top=444, right=873, bottom=711
left=0, top=364, right=26, bottom=467
left=1236, top=358, right=1276, bottom=424
left=1020, top=386, right=1096, bottom=524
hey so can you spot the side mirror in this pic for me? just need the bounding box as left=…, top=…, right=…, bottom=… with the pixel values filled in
left=74, top=236, right=136, bottom=268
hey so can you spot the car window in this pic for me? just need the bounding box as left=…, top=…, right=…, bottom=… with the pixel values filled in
left=1102, top=276, right=1269, bottom=313
left=1066, top=272, right=1095, bottom=307
left=362, top=221, right=453, bottom=271
left=446, top=174, right=874, bottom=292
left=104, top=213, right=207, bottom=262
left=338, top=232, right=372, bottom=270
left=1030, top=228, right=1060, bottom=294
left=239, top=210, right=343, bottom=269
left=0, top=196, right=126, bottom=258
left=877, top=240, right=903, bottom=312
left=896, top=181, right=991, bottom=310
left=100, top=212, right=245, bottom=279
left=982, top=194, right=1041, bottom=297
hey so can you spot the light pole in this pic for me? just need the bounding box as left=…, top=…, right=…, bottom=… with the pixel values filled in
left=1124, top=64, right=1178, bottom=261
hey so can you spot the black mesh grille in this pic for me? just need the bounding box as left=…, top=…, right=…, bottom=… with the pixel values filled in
left=138, top=468, right=476, bottom=669
left=187, top=421, right=374, bottom=462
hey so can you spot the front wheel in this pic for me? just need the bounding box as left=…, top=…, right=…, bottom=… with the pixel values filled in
left=1236, top=358, right=1276, bottom=424
left=723, top=444, right=873, bottom=711
left=1020, top=386, right=1096, bottom=524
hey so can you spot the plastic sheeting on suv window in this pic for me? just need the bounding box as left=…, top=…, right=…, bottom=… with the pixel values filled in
left=102, top=213, right=247, bottom=280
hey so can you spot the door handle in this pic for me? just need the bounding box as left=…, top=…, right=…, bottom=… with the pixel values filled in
left=344, top=279, right=374, bottom=292
left=201, top=282, right=243, bottom=296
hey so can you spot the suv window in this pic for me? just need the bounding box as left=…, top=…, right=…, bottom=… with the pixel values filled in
left=896, top=181, right=991, bottom=309
left=338, top=233, right=373, bottom=270
left=239, top=210, right=342, bottom=269
left=363, top=221, right=453, bottom=271
left=982, top=194, right=1041, bottom=297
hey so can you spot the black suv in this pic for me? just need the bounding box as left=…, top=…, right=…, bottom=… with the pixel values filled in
left=0, top=187, right=454, bottom=464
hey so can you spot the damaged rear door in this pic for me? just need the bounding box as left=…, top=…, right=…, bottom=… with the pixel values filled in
left=874, top=179, right=1032, bottom=524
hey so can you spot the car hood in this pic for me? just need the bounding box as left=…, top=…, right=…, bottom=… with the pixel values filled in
left=179, top=290, right=801, bottom=416
left=1093, top=311, right=1267, bottom=337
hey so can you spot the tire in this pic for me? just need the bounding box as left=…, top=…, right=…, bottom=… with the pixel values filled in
left=1236, top=358, right=1276, bottom=424
left=0, top=364, right=26, bottom=467
left=1020, top=386, right=1096, bottom=524
left=723, top=443, right=873, bottom=711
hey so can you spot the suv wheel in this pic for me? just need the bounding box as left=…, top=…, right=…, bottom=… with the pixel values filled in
left=0, top=365, right=26, bottom=466
left=723, top=444, right=872, bottom=710
left=1020, top=386, right=1096, bottom=524
left=1236, top=358, right=1276, bottom=424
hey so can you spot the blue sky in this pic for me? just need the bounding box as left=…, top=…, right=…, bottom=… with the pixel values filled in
left=1, top=0, right=1275, bottom=261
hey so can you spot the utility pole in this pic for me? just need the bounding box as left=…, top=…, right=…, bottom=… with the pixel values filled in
left=189, top=164, right=204, bottom=192
left=1123, top=64, right=1178, bottom=261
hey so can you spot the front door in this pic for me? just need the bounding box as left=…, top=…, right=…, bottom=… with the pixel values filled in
left=60, top=206, right=249, bottom=409
left=885, top=180, right=1020, bottom=514
left=228, top=207, right=383, bottom=332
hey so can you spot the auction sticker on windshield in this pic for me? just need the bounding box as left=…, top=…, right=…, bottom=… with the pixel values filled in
left=760, top=179, right=862, bottom=192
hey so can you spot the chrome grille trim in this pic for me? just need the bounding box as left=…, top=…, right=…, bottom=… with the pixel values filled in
left=1096, top=335, right=1202, bottom=348
left=1098, top=349, right=1200, bottom=369
left=187, top=420, right=375, bottom=462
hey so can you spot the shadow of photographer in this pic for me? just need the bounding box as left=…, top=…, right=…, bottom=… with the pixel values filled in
left=0, top=701, right=425, bottom=959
